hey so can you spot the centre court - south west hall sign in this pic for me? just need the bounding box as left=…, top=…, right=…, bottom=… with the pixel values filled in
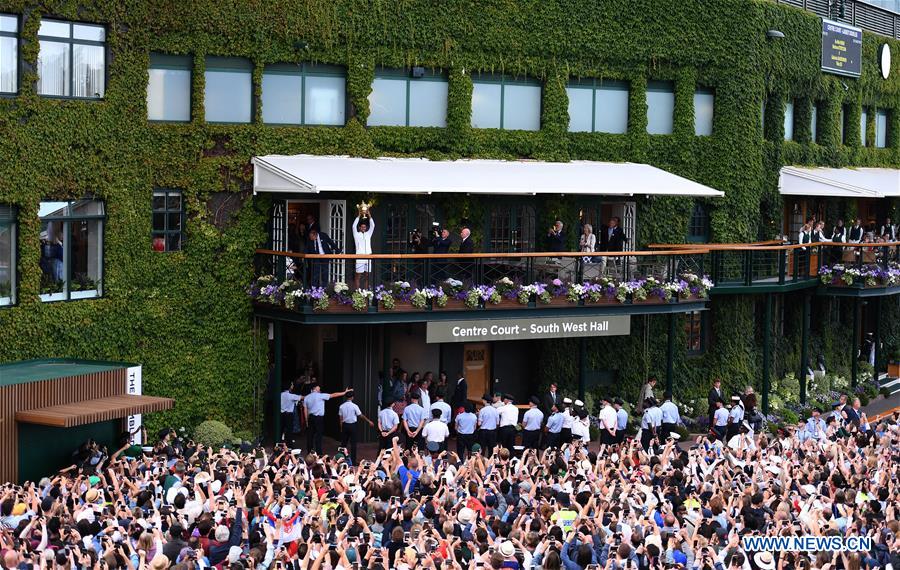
left=426, top=315, right=631, bottom=344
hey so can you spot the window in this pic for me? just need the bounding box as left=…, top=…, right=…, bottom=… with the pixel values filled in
left=646, top=80, right=674, bottom=135
left=38, top=200, right=104, bottom=301
left=811, top=103, right=818, bottom=143
left=488, top=205, right=535, bottom=253
left=152, top=189, right=184, bottom=252
left=147, top=53, right=191, bottom=122
left=0, top=206, right=15, bottom=306
left=36, top=19, right=105, bottom=98
left=687, top=202, right=710, bottom=243
left=566, top=79, right=629, bottom=134
left=783, top=100, right=794, bottom=141
left=367, top=68, right=447, bottom=127
left=875, top=109, right=889, bottom=148
left=471, top=74, right=541, bottom=131
left=262, top=63, right=345, bottom=126
left=860, top=107, right=868, bottom=146
left=0, top=14, right=18, bottom=94
left=693, top=88, right=714, bottom=136
left=204, top=57, right=252, bottom=123
left=685, top=311, right=705, bottom=355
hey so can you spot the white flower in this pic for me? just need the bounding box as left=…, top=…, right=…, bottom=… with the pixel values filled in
left=334, top=282, right=349, bottom=294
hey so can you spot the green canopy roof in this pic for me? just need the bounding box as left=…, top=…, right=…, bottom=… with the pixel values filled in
left=0, top=359, right=134, bottom=388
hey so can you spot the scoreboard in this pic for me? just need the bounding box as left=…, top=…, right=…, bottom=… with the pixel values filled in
left=821, top=18, right=863, bottom=78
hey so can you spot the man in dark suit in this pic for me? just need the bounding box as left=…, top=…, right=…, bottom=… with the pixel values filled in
left=457, top=227, right=475, bottom=254
left=707, top=378, right=724, bottom=427
left=432, top=228, right=452, bottom=282
left=541, top=382, right=560, bottom=417
left=848, top=219, right=864, bottom=243
left=546, top=221, right=565, bottom=252
left=450, top=373, right=468, bottom=415
left=599, top=217, right=626, bottom=277
left=306, top=228, right=340, bottom=286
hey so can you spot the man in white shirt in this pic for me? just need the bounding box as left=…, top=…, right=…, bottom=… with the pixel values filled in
left=338, top=390, right=374, bottom=464
left=421, top=409, right=450, bottom=452
left=659, top=392, right=681, bottom=441
left=520, top=397, right=544, bottom=450
left=351, top=213, right=375, bottom=290
left=498, top=394, right=520, bottom=450
left=727, top=395, right=744, bottom=440
left=430, top=391, right=452, bottom=425
left=279, top=381, right=303, bottom=445
left=598, top=396, right=618, bottom=447
left=560, top=397, right=574, bottom=443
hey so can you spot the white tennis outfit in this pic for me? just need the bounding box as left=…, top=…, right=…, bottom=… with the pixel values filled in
left=352, top=215, right=375, bottom=273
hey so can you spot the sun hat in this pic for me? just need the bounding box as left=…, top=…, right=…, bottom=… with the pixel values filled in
left=669, top=432, right=681, bottom=440
left=11, top=503, right=26, bottom=516
left=753, top=551, right=776, bottom=570
left=85, top=489, right=100, bottom=504
left=457, top=507, right=475, bottom=524
left=149, top=555, right=169, bottom=570
left=194, top=472, right=211, bottom=484
left=226, top=546, right=242, bottom=564
left=499, top=541, right=515, bottom=558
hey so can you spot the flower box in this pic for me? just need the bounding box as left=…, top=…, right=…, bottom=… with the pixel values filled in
left=584, top=297, right=619, bottom=305
left=319, top=299, right=356, bottom=312
left=433, top=298, right=469, bottom=311
left=485, top=298, right=521, bottom=310
left=631, top=296, right=672, bottom=305
left=380, top=300, right=420, bottom=312
left=536, top=296, right=572, bottom=308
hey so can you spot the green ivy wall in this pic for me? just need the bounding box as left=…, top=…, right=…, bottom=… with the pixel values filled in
left=1, top=0, right=899, bottom=430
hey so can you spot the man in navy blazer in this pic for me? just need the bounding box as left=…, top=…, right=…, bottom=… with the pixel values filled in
left=600, top=217, right=626, bottom=251
left=306, top=228, right=340, bottom=286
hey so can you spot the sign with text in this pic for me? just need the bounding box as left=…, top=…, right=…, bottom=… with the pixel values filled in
left=125, top=365, right=143, bottom=444
left=426, top=315, right=631, bottom=344
left=821, top=19, right=862, bottom=77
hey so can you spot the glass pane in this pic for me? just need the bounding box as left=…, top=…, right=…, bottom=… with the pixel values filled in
left=152, top=233, right=166, bottom=252
left=38, top=201, right=69, bottom=217
left=811, top=104, right=818, bottom=143
left=152, top=213, right=166, bottom=231
left=72, top=24, right=104, bottom=42
left=70, top=199, right=104, bottom=216
left=408, top=80, right=448, bottom=127
left=204, top=69, right=252, bottom=123
left=304, top=75, right=345, bottom=125
left=147, top=67, right=190, bottom=121
left=693, top=91, right=714, bottom=136
left=565, top=87, right=593, bottom=132
left=40, top=220, right=65, bottom=294
left=38, top=20, right=69, bottom=38
left=152, top=194, right=166, bottom=211
left=840, top=106, right=846, bottom=144
left=783, top=101, right=794, bottom=141
left=261, top=71, right=302, bottom=124
left=69, top=219, right=101, bottom=293
left=876, top=110, right=888, bottom=148
left=167, top=233, right=182, bottom=252
left=860, top=109, right=867, bottom=146
left=166, top=193, right=181, bottom=211
left=0, top=36, right=16, bottom=93
left=73, top=43, right=105, bottom=97
left=0, top=221, right=11, bottom=304
left=0, top=14, right=17, bottom=33
left=37, top=40, right=70, bottom=96
left=595, top=84, right=629, bottom=134
left=502, top=84, right=541, bottom=131
left=471, top=82, right=501, bottom=129
left=367, top=78, right=407, bottom=126
left=646, top=83, right=674, bottom=135
left=167, top=212, right=181, bottom=231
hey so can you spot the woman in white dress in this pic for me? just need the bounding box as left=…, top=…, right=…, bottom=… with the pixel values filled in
left=352, top=213, right=375, bottom=290
left=580, top=223, right=596, bottom=265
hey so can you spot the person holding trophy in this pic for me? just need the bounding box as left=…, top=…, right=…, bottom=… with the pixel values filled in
left=352, top=202, right=375, bottom=290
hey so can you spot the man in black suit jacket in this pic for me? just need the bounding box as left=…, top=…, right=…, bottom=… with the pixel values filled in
left=306, top=228, right=340, bottom=286
left=541, top=382, right=560, bottom=417
left=848, top=219, right=864, bottom=243
left=599, top=217, right=626, bottom=251
left=546, top=221, right=566, bottom=252
left=432, top=228, right=453, bottom=282
left=457, top=227, right=475, bottom=254
left=707, top=378, right=724, bottom=426
left=450, top=373, right=468, bottom=413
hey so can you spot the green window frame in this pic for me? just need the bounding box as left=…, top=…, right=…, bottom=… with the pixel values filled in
left=36, top=18, right=106, bottom=99
left=687, top=202, right=710, bottom=243
left=565, top=78, right=630, bottom=134
left=204, top=56, right=253, bottom=124
left=685, top=310, right=706, bottom=355
left=875, top=108, right=889, bottom=148
left=0, top=205, right=16, bottom=306
left=38, top=199, right=105, bottom=302
left=487, top=204, right=535, bottom=253
left=152, top=189, right=185, bottom=252
left=0, top=13, right=19, bottom=95
left=368, top=67, right=448, bottom=127
left=471, top=73, right=542, bottom=131
left=261, top=63, right=346, bottom=126
left=147, top=53, right=192, bottom=122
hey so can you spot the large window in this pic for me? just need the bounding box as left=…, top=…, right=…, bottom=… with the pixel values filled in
left=646, top=80, right=674, bottom=135
left=860, top=107, right=868, bottom=146
left=693, top=88, right=714, bottom=136
left=811, top=103, right=819, bottom=143
left=471, top=74, right=541, bottom=131
left=37, top=19, right=105, bottom=98
left=368, top=68, right=447, bottom=127
left=783, top=99, right=794, bottom=141
left=0, top=206, right=15, bottom=306
left=205, top=57, right=252, bottom=123
left=262, top=63, right=345, bottom=126
left=147, top=53, right=191, bottom=122
left=566, top=79, right=629, bottom=134
left=840, top=105, right=847, bottom=144
left=152, top=189, right=184, bottom=252
left=0, top=14, right=17, bottom=94
left=488, top=205, right=535, bottom=253
left=38, top=200, right=104, bottom=301
left=875, top=109, right=889, bottom=148
left=685, top=311, right=705, bottom=355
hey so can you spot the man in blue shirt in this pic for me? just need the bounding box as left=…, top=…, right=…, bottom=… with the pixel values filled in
left=804, top=407, right=827, bottom=442
left=477, top=393, right=500, bottom=452
left=377, top=398, right=400, bottom=451
left=402, top=391, right=427, bottom=450
left=303, top=383, right=351, bottom=454
left=613, top=397, right=629, bottom=444
left=659, top=391, right=681, bottom=441
left=545, top=403, right=564, bottom=449
left=520, top=397, right=544, bottom=450
left=454, top=402, right=478, bottom=458
left=390, top=437, right=421, bottom=495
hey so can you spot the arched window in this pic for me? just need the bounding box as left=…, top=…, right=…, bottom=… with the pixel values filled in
left=688, top=202, right=710, bottom=243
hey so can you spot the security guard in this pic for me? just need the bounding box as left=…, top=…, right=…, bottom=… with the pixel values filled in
left=477, top=393, right=499, bottom=452
left=520, top=397, right=544, bottom=450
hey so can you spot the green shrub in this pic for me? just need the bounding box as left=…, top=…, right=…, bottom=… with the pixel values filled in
left=233, top=429, right=255, bottom=442
left=193, top=420, right=234, bottom=448
left=780, top=409, right=799, bottom=425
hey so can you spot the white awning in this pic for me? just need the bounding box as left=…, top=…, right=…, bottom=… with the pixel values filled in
left=252, top=155, right=725, bottom=197
left=779, top=166, right=900, bottom=198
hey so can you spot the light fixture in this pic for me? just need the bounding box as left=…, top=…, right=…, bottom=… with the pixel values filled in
left=766, top=29, right=785, bottom=40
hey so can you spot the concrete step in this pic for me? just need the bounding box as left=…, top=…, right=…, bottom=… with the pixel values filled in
left=880, top=377, right=900, bottom=395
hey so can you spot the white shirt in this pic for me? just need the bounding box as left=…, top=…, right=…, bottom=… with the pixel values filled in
left=422, top=419, right=449, bottom=443
left=338, top=401, right=362, bottom=424
left=713, top=407, right=729, bottom=427
left=280, top=391, right=303, bottom=413
left=599, top=405, right=617, bottom=430
left=571, top=417, right=590, bottom=442
left=660, top=401, right=680, bottom=424
left=430, top=400, right=452, bottom=424
left=351, top=216, right=374, bottom=255
left=561, top=409, right=574, bottom=429
left=499, top=403, right=519, bottom=427
left=419, top=390, right=431, bottom=413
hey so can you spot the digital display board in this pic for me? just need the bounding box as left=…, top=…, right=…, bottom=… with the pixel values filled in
left=821, top=18, right=863, bottom=77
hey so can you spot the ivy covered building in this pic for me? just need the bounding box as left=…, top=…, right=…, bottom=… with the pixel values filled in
left=1, top=0, right=899, bottom=451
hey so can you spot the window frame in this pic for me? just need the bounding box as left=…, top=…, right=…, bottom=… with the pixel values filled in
left=261, top=62, right=347, bottom=126
left=147, top=53, right=192, bottom=123
left=486, top=202, right=536, bottom=253
left=38, top=199, right=105, bottom=302
left=0, top=205, right=17, bottom=307
left=367, top=67, right=447, bottom=128
left=204, top=56, right=254, bottom=124
left=860, top=106, right=869, bottom=146
left=687, top=202, right=710, bottom=243
left=783, top=99, right=795, bottom=141
left=565, top=78, right=629, bottom=134
left=693, top=87, right=715, bottom=137
left=471, top=73, right=542, bottom=131
left=0, top=13, right=20, bottom=96
left=645, top=80, right=675, bottom=135
left=875, top=108, right=889, bottom=148
left=152, top=189, right=185, bottom=252
left=685, top=310, right=706, bottom=356
left=36, top=18, right=107, bottom=100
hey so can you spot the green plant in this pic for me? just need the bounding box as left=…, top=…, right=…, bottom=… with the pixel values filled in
left=192, top=420, right=234, bottom=448
left=233, top=429, right=254, bottom=442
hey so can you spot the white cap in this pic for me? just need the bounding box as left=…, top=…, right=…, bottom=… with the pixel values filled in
left=574, top=400, right=584, bottom=407
left=281, top=505, right=294, bottom=519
